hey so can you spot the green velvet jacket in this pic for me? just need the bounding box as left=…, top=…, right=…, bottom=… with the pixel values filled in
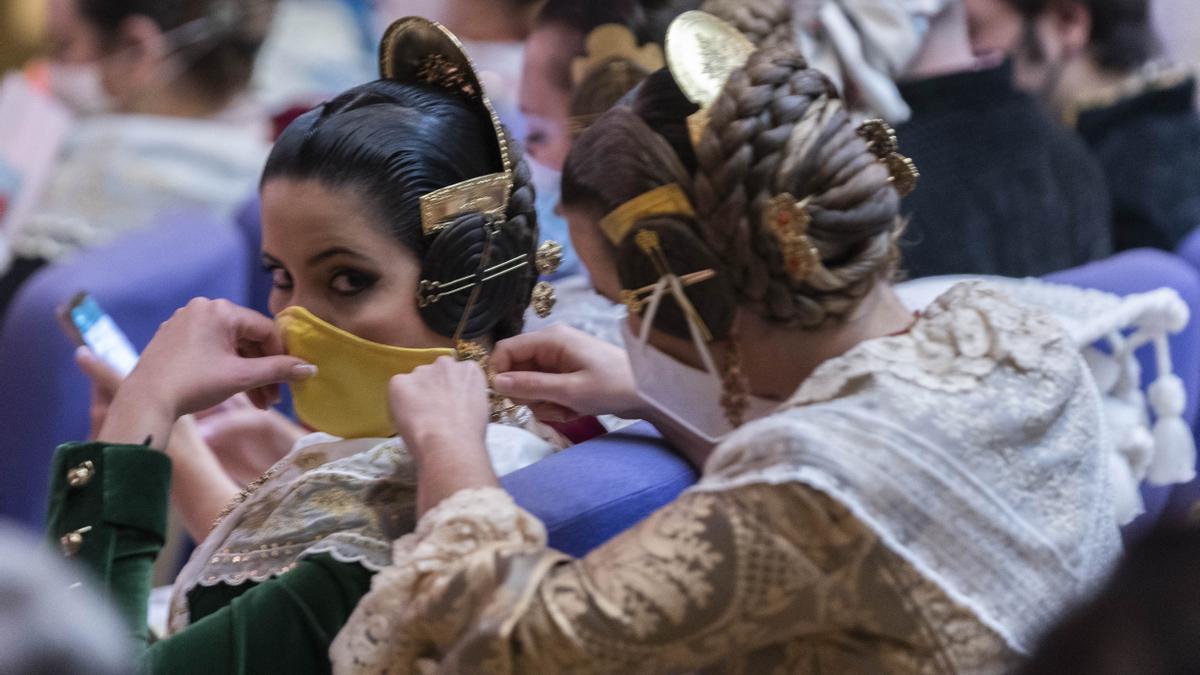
left=46, top=442, right=374, bottom=674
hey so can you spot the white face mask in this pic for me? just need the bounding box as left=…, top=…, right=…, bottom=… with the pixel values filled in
left=529, top=159, right=577, bottom=278
left=623, top=276, right=778, bottom=448
left=47, top=61, right=113, bottom=116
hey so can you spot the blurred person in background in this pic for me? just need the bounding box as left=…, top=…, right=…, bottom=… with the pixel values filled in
left=967, top=0, right=1200, bottom=252
left=0, top=0, right=276, bottom=320
left=896, top=0, right=1112, bottom=277
left=703, top=0, right=1111, bottom=279
left=1019, top=525, right=1200, bottom=674
left=0, top=521, right=130, bottom=675
left=1153, top=0, right=1200, bottom=107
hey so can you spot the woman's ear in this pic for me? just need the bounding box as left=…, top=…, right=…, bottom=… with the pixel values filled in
left=99, top=14, right=167, bottom=109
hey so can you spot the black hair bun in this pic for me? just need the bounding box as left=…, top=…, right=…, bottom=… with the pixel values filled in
left=419, top=211, right=535, bottom=340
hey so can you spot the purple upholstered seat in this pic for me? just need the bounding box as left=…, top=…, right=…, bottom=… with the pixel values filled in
left=0, top=212, right=248, bottom=528
left=503, top=422, right=697, bottom=557
left=1047, top=248, right=1200, bottom=535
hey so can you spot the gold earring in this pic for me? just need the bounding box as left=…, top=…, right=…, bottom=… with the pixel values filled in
left=530, top=281, right=556, bottom=318
left=720, top=340, right=749, bottom=428
left=535, top=240, right=563, bottom=276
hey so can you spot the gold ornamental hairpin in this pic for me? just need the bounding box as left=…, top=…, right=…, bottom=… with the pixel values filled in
left=599, top=183, right=696, bottom=245
left=622, top=230, right=715, bottom=341
left=763, top=193, right=822, bottom=282
left=571, top=24, right=665, bottom=88
left=379, top=17, right=514, bottom=235
left=856, top=119, right=920, bottom=197
left=665, top=11, right=756, bottom=149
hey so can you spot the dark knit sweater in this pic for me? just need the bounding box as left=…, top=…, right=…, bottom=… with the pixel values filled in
left=1076, top=76, right=1200, bottom=252
left=896, top=63, right=1112, bottom=279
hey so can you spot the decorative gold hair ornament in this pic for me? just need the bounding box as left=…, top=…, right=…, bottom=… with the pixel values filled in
left=763, top=193, right=822, bottom=282
left=571, top=24, right=665, bottom=88
left=856, top=118, right=920, bottom=197
left=379, top=17, right=514, bottom=236
left=664, top=11, right=756, bottom=149
left=599, top=183, right=696, bottom=245
left=619, top=230, right=715, bottom=341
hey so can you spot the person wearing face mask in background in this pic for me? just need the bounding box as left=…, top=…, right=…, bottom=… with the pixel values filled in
left=43, top=18, right=567, bottom=671
left=327, top=13, right=1123, bottom=673
left=966, top=0, right=1200, bottom=252
left=518, top=0, right=700, bottom=346
left=0, top=0, right=277, bottom=321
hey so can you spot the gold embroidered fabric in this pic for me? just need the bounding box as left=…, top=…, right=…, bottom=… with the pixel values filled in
left=332, top=485, right=1018, bottom=674
left=332, top=283, right=1121, bottom=673
left=167, top=420, right=564, bottom=634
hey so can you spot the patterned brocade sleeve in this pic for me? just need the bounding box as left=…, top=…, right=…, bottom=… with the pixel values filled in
left=332, top=481, right=898, bottom=674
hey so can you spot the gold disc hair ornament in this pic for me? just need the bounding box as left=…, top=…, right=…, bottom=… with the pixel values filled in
left=664, top=11, right=756, bottom=149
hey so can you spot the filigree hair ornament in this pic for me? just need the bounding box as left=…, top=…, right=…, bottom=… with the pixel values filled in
left=763, top=193, right=822, bottom=282
left=856, top=118, right=920, bottom=197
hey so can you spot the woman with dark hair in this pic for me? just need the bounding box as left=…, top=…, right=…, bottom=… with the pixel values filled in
left=330, top=12, right=1122, bottom=673
left=43, top=17, right=562, bottom=672
left=0, top=0, right=278, bottom=318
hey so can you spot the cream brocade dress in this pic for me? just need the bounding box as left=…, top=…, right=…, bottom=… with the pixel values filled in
left=332, top=284, right=1123, bottom=674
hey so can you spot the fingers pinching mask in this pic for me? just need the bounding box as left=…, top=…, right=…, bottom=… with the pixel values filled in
left=276, top=306, right=454, bottom=439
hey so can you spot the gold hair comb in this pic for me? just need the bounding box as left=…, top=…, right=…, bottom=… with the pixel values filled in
left=599, top=184, right=696, bottom=245
left=379, top=17, right=514, bottom=236
left=856, top=119, right=919, bottom=197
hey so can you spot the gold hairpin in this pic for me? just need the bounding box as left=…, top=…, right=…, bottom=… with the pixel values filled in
left=665, top=11, right=756, bottom=150
left=624, top=230, right=715, bottom=341
left=619, top=269, right=716, bottom=315
left=571, top=24, right=666, bottom=89
left=763, top=193, right=821, bottom=282
left=599, top=184, right=696, bottom=245
left=856, top=119, right=920, bottom=197
left=417, top=252, right=531, bottom=308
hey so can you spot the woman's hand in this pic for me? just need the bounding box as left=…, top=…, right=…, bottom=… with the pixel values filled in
left=388, top=356, right=489, bottom=458
left=97, top=298, right=316, bottom=447
left=388, top=357, right=496, bottom=515
left=75, top=346, right=122, bottom=441
left=490, top=325, right=642, bottom=422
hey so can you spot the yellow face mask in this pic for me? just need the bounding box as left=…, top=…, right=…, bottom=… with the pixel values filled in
left=276, top=306, right=455, bottom=439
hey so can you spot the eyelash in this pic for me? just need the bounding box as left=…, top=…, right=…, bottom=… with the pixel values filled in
left=329, top=268, right=377, bottom=296
left=262, top=264, right=378, bottom=297
left=265, top=264, right=293, bottom=291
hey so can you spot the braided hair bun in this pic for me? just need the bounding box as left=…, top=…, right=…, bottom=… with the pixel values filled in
left=691, top=47, right=903, bottom=328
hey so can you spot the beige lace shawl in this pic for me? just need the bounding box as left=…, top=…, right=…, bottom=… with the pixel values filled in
left=331, top=283, right=1122, bottom=673
left=167, top=422, right=562, bottom=634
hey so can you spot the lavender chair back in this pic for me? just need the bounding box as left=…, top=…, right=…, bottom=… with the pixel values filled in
left=0, top=212, right=248, bottom=528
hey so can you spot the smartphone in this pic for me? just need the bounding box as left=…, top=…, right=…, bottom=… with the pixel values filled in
left=57, top=292, right=139, bottom=377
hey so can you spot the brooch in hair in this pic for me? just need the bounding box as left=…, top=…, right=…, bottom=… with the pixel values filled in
left=763, top=193, right=822, bottom=282
left=856, top=119, right=920, bottom=197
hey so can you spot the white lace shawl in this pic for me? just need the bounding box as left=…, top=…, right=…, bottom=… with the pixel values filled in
left=898, top=275, right=1195, bottom=523
left=692, top=282, right=1124, bottom=654
left=166, top=422, right=561, bottom=634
